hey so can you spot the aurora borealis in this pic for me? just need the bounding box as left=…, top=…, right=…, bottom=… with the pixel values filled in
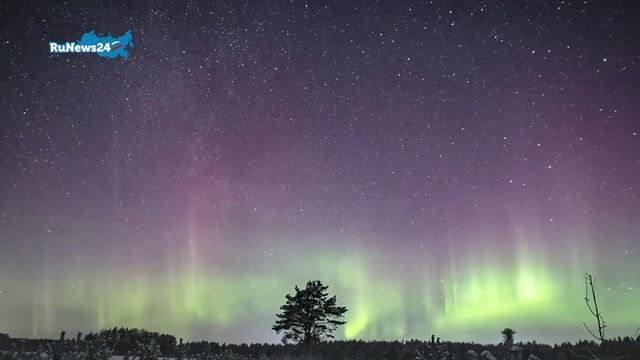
left=1, top=0, right=639, bottom=345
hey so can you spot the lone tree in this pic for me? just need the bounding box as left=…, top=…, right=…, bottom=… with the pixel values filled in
left=273, top=280, right=348, bottom=346
left=501, top=328, right=516, bottom=347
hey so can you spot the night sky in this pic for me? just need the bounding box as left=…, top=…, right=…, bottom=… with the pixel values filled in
left=1, top=1, right=639, bottom=344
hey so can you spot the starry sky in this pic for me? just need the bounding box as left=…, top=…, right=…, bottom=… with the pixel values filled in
left=1, top=0, right=639, bottom=344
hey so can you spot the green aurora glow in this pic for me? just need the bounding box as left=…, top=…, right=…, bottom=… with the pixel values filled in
left=2, top=0, right=640, bottom=346
left=1, top=230, right=638, bottom=344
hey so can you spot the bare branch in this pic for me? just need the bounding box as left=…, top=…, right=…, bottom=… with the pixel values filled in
left=582, top=273, right=606, bottom=342
left=583, top=322, right=601, bottom=341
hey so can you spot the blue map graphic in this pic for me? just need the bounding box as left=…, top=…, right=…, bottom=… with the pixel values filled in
left=78, top=31, right=133, bottom=60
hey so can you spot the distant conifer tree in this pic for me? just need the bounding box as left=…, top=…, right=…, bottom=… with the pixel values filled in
left=502, top=328, right=516, bottom=347
left=273, top=280, right=348, bottom=346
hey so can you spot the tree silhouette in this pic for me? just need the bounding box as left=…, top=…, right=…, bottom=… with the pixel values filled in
left=501, top=328, right=516, bottom=347
left=582, top=273, right=607, bottom=344
left=272, top=280, right=348, bottom=346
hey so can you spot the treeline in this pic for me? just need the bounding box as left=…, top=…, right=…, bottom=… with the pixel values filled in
left=1, top=328, right=640, bottom=360
left=165, top=337, right=640, bottom=359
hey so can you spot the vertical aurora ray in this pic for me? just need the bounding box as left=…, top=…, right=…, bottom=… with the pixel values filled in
left=0, top=227, right=639, bottom=343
